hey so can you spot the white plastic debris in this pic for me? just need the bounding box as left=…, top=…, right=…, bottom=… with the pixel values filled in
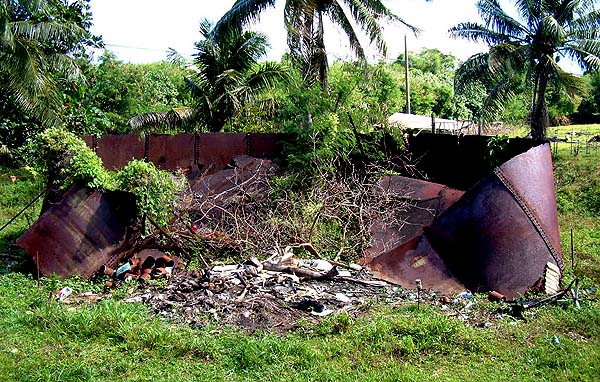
left=334, top=293, right=351, bottom=303
left=311, top=308, right=334, bottom=317
left=309, top=259, right=334, bottom=272
left=212, top=264, right=239, bottom=272
left=336, top=270, right=352, bottom=277
left=349, top=263, right=363, bottom=271
left=55, top=287, right=72, bottom=301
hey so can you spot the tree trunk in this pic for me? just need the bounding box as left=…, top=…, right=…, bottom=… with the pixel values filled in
left=316, top=10, right=328, bottom=89
left=530, top=72, right=549, bottom=140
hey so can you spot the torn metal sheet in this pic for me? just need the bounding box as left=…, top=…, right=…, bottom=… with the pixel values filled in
left=191, top=155, right=276, bottom=198
left=364, top=176, right=464, bottom=263
left=16, top=186, right=137, bottom=278
left=369, top=236, right=465, bottom=292
left=366, top=143, right=563, bottom=299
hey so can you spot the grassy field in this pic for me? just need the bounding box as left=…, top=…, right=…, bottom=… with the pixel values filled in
left=0, top=126, right=599, bottom=381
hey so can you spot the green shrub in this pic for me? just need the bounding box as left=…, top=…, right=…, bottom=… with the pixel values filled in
left=30, top=127, right=112, bottom=190
left=29, top=128, right=181, bottom=228
left=115, top=160, right=182, bottom=226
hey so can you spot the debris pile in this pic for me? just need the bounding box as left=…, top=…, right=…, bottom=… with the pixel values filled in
left=15, top=133, right=569, bottom=328
left=111, top=254, right=443, bottom=332
left=99, top=250, right=180, bottom=284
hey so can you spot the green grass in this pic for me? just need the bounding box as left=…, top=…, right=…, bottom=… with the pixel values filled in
left=0, top=167, right=43, bottom=254
left=0, top=273, right=597, bottom=382
left=550, top=125, right=600, bottom=284
left=0, top=273, right=598, bottom=381
left=0, top=127, right=599, bottom=381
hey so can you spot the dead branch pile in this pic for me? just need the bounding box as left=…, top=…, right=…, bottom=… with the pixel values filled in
left=173, top=155, right=411, bottom=262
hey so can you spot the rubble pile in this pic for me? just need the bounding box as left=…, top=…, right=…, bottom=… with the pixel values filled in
left=114, top=255, right=446, bottom=332
left=14, top=134, right=574, bottom=331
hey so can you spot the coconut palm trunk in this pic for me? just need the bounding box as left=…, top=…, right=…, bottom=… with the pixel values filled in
left=531, top=69, right=550, bottom=140
left=450, top=0, right=600, bottom=139
left=214, top=0, right=420, bottom=88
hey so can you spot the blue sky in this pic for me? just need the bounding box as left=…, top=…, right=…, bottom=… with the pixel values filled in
left=89, top=0, right=488, bottom=63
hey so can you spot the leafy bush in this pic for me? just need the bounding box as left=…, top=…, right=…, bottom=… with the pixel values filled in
left=30, top=128, right=181, bottom=227
left=30, top=128, right=112, bottom=190
left=115, top=160, right=182, bottom=226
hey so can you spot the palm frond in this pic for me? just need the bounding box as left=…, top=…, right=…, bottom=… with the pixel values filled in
left=563, top=38, right=600, bottom=70
left=514, top=0, right=542, bottom=26
left=342, top=0, right=387, bottom=55
left=481, top=75, right=519, bottom=121
left=359, top=0, right=420, bottom=34
left=449, top=22, right=515, bottom=45
left=243, top=61, right=289, bottom=92
left=548, top=58, right=588, bottom=98
left=212, top=0, right=276, bottom=37
left=477, top=0, right=528, bottom=38
left=128, top=108, right=195, bottom=133
left=326, top=1, right=364, bottom=59
left=454, top=52, right=492, bottom=93
left=12, top=20, right=85, bottom=44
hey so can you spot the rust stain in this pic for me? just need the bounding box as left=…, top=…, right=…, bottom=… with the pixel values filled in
left=16, top=186, right=137, bottom=278
left=366, top=143, right=563, bottom=299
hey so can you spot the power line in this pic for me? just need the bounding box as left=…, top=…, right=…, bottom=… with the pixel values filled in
left=104, top=43, right=167, bottom=52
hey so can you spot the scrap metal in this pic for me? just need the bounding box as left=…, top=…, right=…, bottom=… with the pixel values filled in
left=16, top=185, right=137, bottom=278
left=364, top=143, right=563, bottom=300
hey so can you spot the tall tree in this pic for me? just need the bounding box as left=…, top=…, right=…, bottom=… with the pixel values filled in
left=450, top=0, right=600, bottom=139
left=129, top=20, right=287, bottom=133
left=0, top=0, right=98, bottom=127
left=213, top=0, right=420, bottom=88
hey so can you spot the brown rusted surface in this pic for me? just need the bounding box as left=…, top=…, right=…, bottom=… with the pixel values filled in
left=247, top=133, right=282, bottom=158
left=364, top=176, right=463, bottom=263
left=16, top=186, right=137, bottom=278
left=81, top=135, right=94, bottom=149
left=198, top=133, right=247, bottom=172
left=191, top=155, right=276, bottom=197
left=97, top=134, right=145, bottom=170
left=147, top=133, right=195, bottom=171
left=81, top=133, right=287, bottom=172
left=366, top=143, right=563, bottom=299
left=369, top=236, right=465, bottom=292
left=496, top=144, right=563, bottom=266
left=427, top=143, right=562, bottom=299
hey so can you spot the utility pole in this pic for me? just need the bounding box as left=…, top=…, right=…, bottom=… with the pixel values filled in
left=405, top=34, right=411, bottom=115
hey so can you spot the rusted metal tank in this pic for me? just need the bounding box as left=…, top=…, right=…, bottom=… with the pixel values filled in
left=364, top=176, right=464, bottom=263
left=366, top=143, right=563, bottom=299
left=16, top=186, right=137, bottom=278
left=82, top=132, right=286, bottom=172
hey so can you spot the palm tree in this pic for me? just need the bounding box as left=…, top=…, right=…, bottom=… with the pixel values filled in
left=0, top=0, right=87, bottom=126
left=130, top=20, right=288, bottom=133
left=213, top=0, right=420, bottom=88
left=450, top=0, right=600, bottom=139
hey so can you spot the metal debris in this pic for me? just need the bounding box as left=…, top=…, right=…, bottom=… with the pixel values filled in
left=16, top=186, right=137, bottom=278
left=365, top=143, right=564, bottom=300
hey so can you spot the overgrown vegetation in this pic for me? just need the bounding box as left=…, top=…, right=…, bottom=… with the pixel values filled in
left=29, top=127, right=181, bottom=227
left=1, top=1, right=600, bottom=380
left=1, top=124, right=598, bottom=381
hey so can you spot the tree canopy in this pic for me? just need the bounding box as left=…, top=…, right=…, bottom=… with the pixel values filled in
left=129, top=21, right=288, bottom=133
left=450, top=0, right=600, bottom=138
left=214, top=0, right=422, bottom=88
left=0, top=0, right=100, bottom=127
